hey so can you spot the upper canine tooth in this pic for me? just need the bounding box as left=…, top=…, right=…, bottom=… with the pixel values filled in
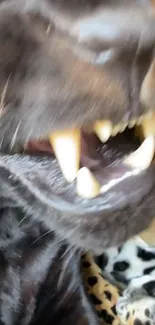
left=124, top=136, right=155, bottom=170
left=141, top=113, right=155, bottom=137
left=77, top=167, right=100, bottom=199
left=94, top=120, right=112, bottom=142
left=49, top=129, right=80, bottom=183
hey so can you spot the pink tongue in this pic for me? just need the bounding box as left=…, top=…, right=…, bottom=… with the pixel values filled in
left=25, top=130, right=139, bottom=174
left=80, top=130, right=140, bottom=188
left=80, top=130, right=139, bottom=171
left=26, top=140, right=53, bottom=155
left=80, top=132, right=102, bottom=169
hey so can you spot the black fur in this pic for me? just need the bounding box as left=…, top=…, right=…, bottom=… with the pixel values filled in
left=0, top=0, right=154, bottom=324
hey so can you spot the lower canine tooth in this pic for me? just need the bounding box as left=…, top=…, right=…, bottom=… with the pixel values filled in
left=124, top=136, right=155, bottom=170
left=49, top=129, right=80, bottom=183
left=94, top=120, right=112, bottom=142
left=77, top=167, right=100, bottom=199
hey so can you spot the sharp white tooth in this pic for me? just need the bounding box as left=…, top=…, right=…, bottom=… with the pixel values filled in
left=77, top=167, right=100, bottom=199
left=124, top=136, right=155, bottom=170
left=111, top=125, right=120, bottom=136
left=49, top=129, right=80, bottom=182
left=128, top=119, right=137, bottom=129
left=94, top=120, right=112, bottom=142
left=136, top=116, right=144, bottom=126
left=118, top=123, right=127, bottom=133
left=141, top=113, right=155, bottom=137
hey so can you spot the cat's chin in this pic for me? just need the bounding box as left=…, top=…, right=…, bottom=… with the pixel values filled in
left=0, top=149, right=155, bottom=253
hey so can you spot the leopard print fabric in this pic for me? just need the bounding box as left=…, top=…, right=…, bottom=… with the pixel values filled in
left=82, top=220, right=155, bottom=325
left=82, top=253, right=122, bottom=325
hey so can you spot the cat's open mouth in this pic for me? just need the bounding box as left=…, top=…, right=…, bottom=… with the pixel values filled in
left=25, top=112, right=155, bottom=201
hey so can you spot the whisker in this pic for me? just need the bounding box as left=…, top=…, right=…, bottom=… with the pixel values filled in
left=31, top=229, right=53, bottom=245
left=18, top=213, right=30, bottom=226
left=0, top=117, right=14, bottom=149
left=10, top=120, right=22, bottom=150
left=57, top=223, right=82, bottom=288
left=61, top=243, right=75, bottom=259
left=57, top=246, right=77, bottom=289
left=22, top=129, right=33, bottom=154
left=0, top=75, right=11, bottom=115
left=66, top=224, right=80, bottom=238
